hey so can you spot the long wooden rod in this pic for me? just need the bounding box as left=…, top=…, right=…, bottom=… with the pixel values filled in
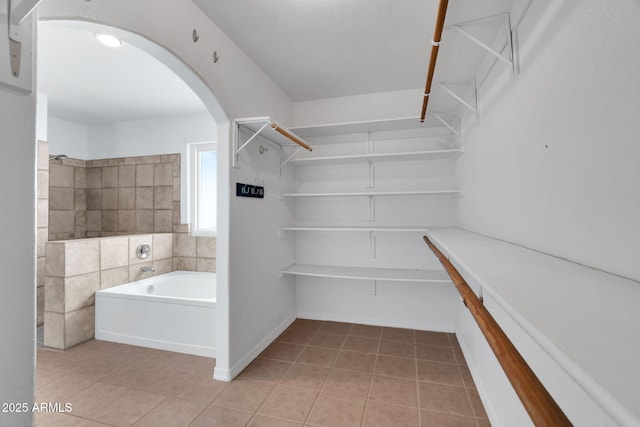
left=270, top=123, right=313, bottom=151
left=423, top=236, right=572, bottom=427
left=420, top=0, right=449, bottom=122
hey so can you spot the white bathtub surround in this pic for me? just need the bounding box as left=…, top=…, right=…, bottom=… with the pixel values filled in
left=44, top=233, right=173, bottom=349
left=95, top=271, right=217, bottom=357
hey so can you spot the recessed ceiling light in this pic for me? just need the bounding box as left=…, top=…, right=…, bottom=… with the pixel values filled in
left=94, top=33, right=123, bottom=48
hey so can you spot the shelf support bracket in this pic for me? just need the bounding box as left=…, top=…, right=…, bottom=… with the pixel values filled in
left=233, top=120, right=270, bottom=168
left=368, top=231, right=377, bottom=258
left=448, top=25, right=512, bottom=66
left=367, top=196, right=376, bottom=222
left=436, top=82, right=478, bottom=118
left=279, top=146, right=303, bottom=176
left=430, top=112, right=461, bottom=137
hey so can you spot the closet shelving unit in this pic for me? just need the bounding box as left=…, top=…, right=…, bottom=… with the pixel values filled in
left=279, top=116, right=461, bottom=284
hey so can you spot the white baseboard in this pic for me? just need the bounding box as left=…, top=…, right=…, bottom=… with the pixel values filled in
left=296, top=310, right=454, bottom=333
left=215, top=313, right=296, bottom=382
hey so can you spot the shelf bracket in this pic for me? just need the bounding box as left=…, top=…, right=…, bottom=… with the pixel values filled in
left=436, top=82, right=478, bottom=118
left=368, top=231, right=377, bottom=258
left=367, top=280, right=377, bottom=296
left=367, top=196, right=376, bottom=222
left=430, top=112, right=461, bottom=137
left=367, top=162, right=376, bottom=189
left=279, top=146, right=303, bottom=177
left=233, top=120, right=270, bottom=168
left=445, top=13, right=516, bottom=74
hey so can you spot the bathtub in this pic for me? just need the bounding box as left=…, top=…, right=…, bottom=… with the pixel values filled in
left=95, top=271, right=216, bottom=357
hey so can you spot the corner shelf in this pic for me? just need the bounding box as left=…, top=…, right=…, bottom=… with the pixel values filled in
left=281, top=264, right=450, bottom=283
left=281, top=189, right=462, bottom=198
left=289, top=116, right=441, bottom=138
left=288, top=149, right=462, bottom=166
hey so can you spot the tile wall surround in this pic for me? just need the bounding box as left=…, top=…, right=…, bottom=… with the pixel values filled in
left=42, top=151, right=217, bottom=349
left=44, top=233, right=174, bottom=350
left=36, top=141, right=49, bottom=327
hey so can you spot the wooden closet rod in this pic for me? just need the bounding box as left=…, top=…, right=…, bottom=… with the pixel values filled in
left=271, top=123, right=313, bottom=151
left=420, top=0, right=449, bottom=122
left=423, top=236, right=572, bottom=427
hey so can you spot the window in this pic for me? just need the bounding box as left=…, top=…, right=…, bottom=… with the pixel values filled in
left=189, top=142, right=217, bottom=236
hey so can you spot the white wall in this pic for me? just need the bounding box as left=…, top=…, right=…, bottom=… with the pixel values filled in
left=39, top=0, right=295, bottom=379
left=36, top=93, right=48, bottom=141
left=453, top=1, right=640, bottom=426
left=48, top=116, right=88, bottom=159
left=0, top=73, right=37, bottom=427
left=457, top=0, right=640, bottom=282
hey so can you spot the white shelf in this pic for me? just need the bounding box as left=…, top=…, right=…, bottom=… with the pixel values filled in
left=425, top=227, right=640, bottom=426
left=282, top=264, right=450, bottom=283
left=288, top=149, right=462, bottom=166
left=282, top=226, right=429, bottom=232
left=289, top=116, right=438, bottom=138
left=281, top=189, right=462, bottom=198
left=236, top=116, right=308, bottom=148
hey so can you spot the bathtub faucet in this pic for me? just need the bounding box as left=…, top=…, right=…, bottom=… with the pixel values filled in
left=140, top=265, right=155, bottom=273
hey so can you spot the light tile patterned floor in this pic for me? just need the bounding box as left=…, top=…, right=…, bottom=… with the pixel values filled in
left=35, top=319, right=490, bottom=426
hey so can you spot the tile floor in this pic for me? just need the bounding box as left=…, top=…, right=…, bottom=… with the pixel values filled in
left=35, top=319, right=490, bottom=426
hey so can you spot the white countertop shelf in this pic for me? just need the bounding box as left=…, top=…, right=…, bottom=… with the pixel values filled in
left=282, top=225, right=430, bottom=232
left=424, top=227, right=640, bottom=426
left=281, top=189, right=462, bottom=198
left=288, top=149, right=462, bottom=166
left=281, top=264, right=450, bottom=283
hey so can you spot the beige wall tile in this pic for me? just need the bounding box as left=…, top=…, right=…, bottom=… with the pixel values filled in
left=136, top=164, right=154, bottom=186
left=175, top=257, right=197, bottom=271
left=161, top=154, right=177, bottom=163
left=136, top=187, right=154, bottom=209
left=44, top=311, right=64, bottom=349
left=101, top=236, right=129, bottom=270
left=176, top=233, right=197, bottom=257
left=152, top=234, right=172, bottom=259
left=38, top=170, right=49, bottom=199
left=129, top=234, right=153, bottom=265
left=125, top=156, right=143, bottom=165
left=74, top=167, right=86, bottom=189
left=75, top=211, right=86, bottom=233
left=49, top=188, right=75, bottom=210
left=49, top=164, right=74, bottom=187
left=101, top=267, right=130, bottom=289
left=63, top=158, right=86, bottom=168
left=37, top=287, right=45, bottom=327
left=172, top=177, right=180, bottom=201
left=109, top=158, right=126, bottom=166
left=172, top=202, right=180, bottom=225
left=37, top=228, right=48, bottom=257
left=118, top=210, right=136, bottom=233
left=154, top=186, right=173, bottom=209
left=92, top=159, right=108, bottom=167
left=86, top=189, right=102, bottom=210
left=37, top=199, right=49, bottom=228
left=173, top=157, right=181, bottom=178
left=37, top=257, right=46, bottom=286
left=86, top=211, right=102, bottom=232
left=152, top=258, right=173, bottom=275
left=102, top=188, right=118, bottom=210
left=75, top=189, right=87, bottom=211
left=103, top=210, right=117, bottom=232
left=197, top=258, right=216, bottom=272
left=49, top=211, right=75, bottom=233
left=86, top=168, right=102, bottom=189
left=65, top=306, right=95, bottom=347
left=173, top=224, right=189, bottom=233
left=45, top=277, right=65, bottom=313
left=143, top=155, right=162, bottom=164
left=136, top=210, right=154, bottom=233
left=119, top=188, right=135, bottom=209
left=65, top=239, right=100, bottom=277
left=37, top=140, right=49, bottom=171
left=154, top=163, right=173, bottom=186
left=102, top=166, right=118, bottom=188
left=65, top=272, right=100, bottom=312
left=196, top=237, right=216, bottom=258
left=154, top=210, right=172, bottom=233
left=119, top=165, right=136, bottom=187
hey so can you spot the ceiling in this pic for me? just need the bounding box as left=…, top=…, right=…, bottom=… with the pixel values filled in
left=38, top=1, right=516, bottom=126
left=38, top=23, right=208, bottom=126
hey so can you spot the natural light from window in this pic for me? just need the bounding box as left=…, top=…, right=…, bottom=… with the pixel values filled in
left=189, top=142, right=217, bottom=236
